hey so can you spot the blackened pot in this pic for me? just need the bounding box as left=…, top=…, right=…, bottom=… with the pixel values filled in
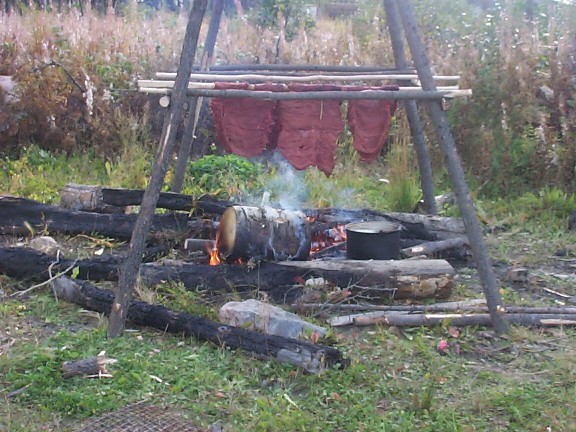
left=345, top=221, right=402, bottom=260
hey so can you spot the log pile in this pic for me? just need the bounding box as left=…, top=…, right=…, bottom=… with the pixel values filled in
left=2, top=189, right=575, bottom=338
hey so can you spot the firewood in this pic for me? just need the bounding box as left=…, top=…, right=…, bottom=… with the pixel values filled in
left=278, top=259, right=454, bottom=299
left=0, top=246, right=454, bottom=301
left=401, top=237, right=469, bottom=258
left=62, top=351, right=116, bottom=379
left=60, top=184, right=235, bottom=214
left=0, top=245, right=170, bottom=282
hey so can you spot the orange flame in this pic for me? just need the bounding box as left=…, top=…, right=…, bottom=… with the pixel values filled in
left=209, top=247, right=221, bottom=265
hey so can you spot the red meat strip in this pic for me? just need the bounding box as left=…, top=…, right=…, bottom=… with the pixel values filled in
left=275, top=84, right=344, bottom=176
left=209, top=82, right=283, bottom=157
left=347, top=85, right=399, bottom=161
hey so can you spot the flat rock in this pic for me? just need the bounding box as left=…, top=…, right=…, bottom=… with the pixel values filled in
left=219, top=299, right=326, bottom=340
left=28, top=236, right=62, bottom=256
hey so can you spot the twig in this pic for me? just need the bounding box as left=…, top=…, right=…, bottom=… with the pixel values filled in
left=542, top=287, right=572, bottom=299
left=35, top=60, right=86, bottom=93
left=310, top=242, right=346, bottom=259
left=11, top=255, right=79, bottom=298
left=6, top=384, right=30, bottom=399
left=307, top=280, right=371, bottom=318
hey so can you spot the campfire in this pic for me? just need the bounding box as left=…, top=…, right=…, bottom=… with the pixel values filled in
left=309, top=223, right=347, bottom=258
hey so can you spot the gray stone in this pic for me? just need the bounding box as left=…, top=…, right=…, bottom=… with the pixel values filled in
left=219, top=299, right=327, bottom=340
left=28, top=236, right=62, bottom=256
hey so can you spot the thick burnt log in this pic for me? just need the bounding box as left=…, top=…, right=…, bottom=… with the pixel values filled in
left=60, top=184, right=235, bottom=215
left=278, top=260, right=453, bottom=299
left=52, top=277, right=347, bottom=373
left=0, top=245, right=170, bottom=283
left=0, top=246, right=453, bottom=300
left=0, top=196, right=199, bottom=240
left=139, top=259, right=453, bottom=300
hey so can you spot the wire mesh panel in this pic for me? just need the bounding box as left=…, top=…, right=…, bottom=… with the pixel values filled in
left=74, top=401, right=202, bottom=432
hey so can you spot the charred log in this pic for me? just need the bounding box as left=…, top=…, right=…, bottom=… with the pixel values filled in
left=401, top=237, right=470, bottom=260
left=62, top=351, right=116, bottom=379
left=60, top=184, right=235, bottom=215
left=0, top=246, right=453, bottom=300
left=0, top=245, right=170, bottom=283
left=305, top=207, right=465, bottom=240
left=52, top=277, right=347, bottom=373
left=0, top=196, right=200, bottom=240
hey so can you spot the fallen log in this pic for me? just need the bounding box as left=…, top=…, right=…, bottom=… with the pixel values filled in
left=0, top=196, right=198, bottom=240
left=60, top=184, right=234, bottom=214
left=0, top=245, right=170, bottom=283
left=306, top=207, right=465, bottom=237
left=349, top=312, right=576, bottom=327
left=385, top=211, right=465, bottom=234
left=52, top=277, right=347, bottom=373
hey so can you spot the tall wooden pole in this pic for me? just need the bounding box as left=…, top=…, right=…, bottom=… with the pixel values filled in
left=394, top=0, right=508, bottom=334
left=108, top=0, right=208, bottom=338
left=171, top=0, right=224, bottom=193
left=382, top=0, right=437, bottom=215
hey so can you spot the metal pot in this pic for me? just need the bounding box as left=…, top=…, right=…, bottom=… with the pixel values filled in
left=345, top=221, right=402, bottom=260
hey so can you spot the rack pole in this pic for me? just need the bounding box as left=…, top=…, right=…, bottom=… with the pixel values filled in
left=171, top=0, right=224, bottom=193
left=395, top=0, right=508, bottom=334
left=107, top=0, right=208, bottom=338
left=383, top=0, right=437, bottom=215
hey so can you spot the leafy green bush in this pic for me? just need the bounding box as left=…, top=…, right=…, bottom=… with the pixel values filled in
left=184, top=154, right=264, bottom=201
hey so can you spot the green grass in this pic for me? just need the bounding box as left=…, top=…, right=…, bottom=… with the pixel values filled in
left=1, top=291, right=576, bottom=431
left=2, top=140, right=576, bottom=431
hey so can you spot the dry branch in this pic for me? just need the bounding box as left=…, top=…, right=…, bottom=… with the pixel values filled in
left=139, top=87, right=472, bottom=100
left=338, top=312, right=576, bottom=327
left=154, top=72, right=461, bottom=82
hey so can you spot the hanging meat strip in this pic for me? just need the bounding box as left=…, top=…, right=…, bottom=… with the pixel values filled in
left=275, top=84, right=344, bottom=176
left=347, top=85, right=399, bottom=161
left=209, top=82, right=283, bottom=157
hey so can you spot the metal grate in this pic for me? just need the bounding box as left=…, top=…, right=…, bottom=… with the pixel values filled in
left=74, top=401, right=202, bottom=432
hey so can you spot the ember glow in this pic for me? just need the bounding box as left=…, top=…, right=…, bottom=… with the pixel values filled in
left=310, top=223, right=347, bottom=255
